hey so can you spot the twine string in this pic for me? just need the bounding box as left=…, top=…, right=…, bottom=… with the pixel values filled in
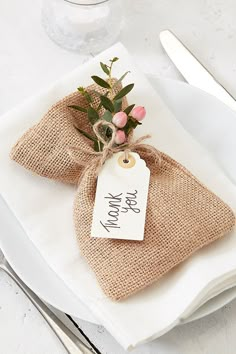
left=68, top=120, right=162, bottom=175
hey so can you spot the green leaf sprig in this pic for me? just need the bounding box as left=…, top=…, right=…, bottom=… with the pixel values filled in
left=69, top=57, right=145, bottom=152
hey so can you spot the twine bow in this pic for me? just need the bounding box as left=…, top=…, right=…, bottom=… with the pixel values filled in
left=68, top=120, right=162, bottom=176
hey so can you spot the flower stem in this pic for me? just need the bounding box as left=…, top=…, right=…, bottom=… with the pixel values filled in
left=98, top=140, right=101, bottom=152
left=108, top=61, right=114, bottom=90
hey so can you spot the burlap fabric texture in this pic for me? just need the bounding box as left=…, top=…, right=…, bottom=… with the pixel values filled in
left=11, top=82, right=235, bottom=300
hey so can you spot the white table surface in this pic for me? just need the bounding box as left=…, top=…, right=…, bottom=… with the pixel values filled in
left=1, top=0, right=236, bottom=353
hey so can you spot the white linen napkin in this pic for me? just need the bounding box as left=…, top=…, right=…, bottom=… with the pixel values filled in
left=0, top=43, right=236, bottom=350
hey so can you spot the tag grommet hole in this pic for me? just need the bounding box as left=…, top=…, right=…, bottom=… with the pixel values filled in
left=118, top=154, right=136, bottom=168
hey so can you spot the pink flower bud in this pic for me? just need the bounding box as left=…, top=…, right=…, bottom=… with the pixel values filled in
left=131, top=106, right=146, bottom=121
left=112, top=111, right=128, bottom=128
left=115, top=130, right=126, bottom=145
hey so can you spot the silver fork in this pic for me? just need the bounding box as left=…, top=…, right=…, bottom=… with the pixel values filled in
left=0, top=252, right=97, bottom=354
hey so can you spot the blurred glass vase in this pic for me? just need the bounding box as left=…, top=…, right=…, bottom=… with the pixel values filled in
left=41, top=0, right=124, bottom=53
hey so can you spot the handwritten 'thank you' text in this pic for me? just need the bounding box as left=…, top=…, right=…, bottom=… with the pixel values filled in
left=100, top=190, right=140, bottom=233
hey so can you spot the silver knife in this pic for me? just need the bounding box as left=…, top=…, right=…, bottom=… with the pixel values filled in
left=159, top=30, right=236, bottom=111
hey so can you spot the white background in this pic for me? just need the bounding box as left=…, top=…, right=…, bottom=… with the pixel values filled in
left=1, top=0, right=236, bottom=353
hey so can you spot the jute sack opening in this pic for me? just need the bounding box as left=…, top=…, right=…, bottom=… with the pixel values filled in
left=11, top=82, right=236, bottom=300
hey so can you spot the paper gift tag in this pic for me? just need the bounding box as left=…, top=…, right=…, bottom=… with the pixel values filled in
left=91, top=152, right=150, bottom=241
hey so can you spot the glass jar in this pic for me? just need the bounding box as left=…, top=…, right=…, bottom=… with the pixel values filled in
left=41, top=0, right=124, bottom=53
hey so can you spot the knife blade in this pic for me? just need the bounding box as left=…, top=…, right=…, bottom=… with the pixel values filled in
left=159, top=30, right=236, bottom=111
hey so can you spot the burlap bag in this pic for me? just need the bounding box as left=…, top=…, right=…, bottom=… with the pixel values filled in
left=11, top=83, right=235, bottom=300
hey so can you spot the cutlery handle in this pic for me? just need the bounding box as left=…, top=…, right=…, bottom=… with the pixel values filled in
left=3, top=265, right=96, bottom=354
